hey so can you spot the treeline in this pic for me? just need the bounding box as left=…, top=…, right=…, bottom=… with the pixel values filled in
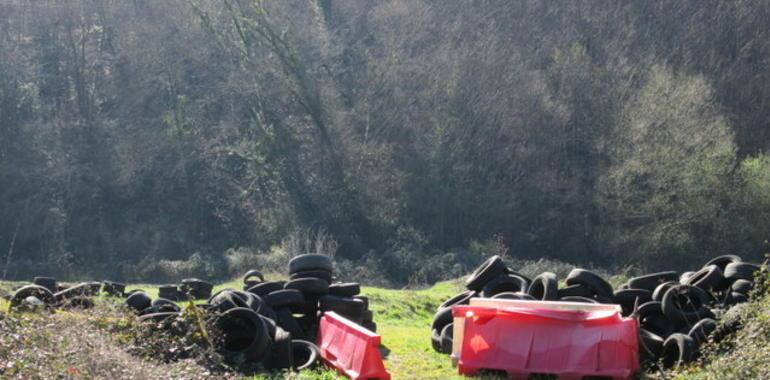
left=1, top=0, right=769, bottom=283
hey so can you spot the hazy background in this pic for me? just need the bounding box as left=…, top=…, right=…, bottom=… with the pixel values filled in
left=1, top=0, right=768, bottom=284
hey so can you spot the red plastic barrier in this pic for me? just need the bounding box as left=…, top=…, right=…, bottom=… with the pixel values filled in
left=453, top=302, right=639, bottom=380
left=316, top=311, right=391, bottom=380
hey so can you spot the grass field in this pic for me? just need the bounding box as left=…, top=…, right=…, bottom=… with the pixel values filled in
left=2, top=268, right=769, bottom=379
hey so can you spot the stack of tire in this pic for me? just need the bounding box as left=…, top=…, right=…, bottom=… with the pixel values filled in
left=156, top=278, right=214, bottom=301
left=431, top=255, right=764, bottom=370
left=8, top=277, right=120, bottom=311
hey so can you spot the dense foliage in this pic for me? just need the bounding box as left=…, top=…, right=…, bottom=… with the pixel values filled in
left=1, top=1, right=768, bottom=282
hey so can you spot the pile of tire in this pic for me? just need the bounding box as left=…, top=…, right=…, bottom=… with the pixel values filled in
left=124, top=253, right=374, bottom=371
left=155, top=278, right=214, bottom=301
left=431, top=255, right=764, bottom=370
left=7, top=277, right=127, bottom=311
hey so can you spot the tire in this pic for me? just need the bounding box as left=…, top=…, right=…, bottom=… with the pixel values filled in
left=661, top=285, right=713, bottom=325
left=265, top=289, right=305, bottom=309
left=180, top=279, right=213, bottom=300
left=726, top=292, right=748, bottom=305
left=361, top=310, right=373, bottom=323
left=319, top=295, right=366, bottom=317
left=438, top=291, right=476, bottom=311
left=247, top=281, right=285, bottom=297
left=126, top=291, right=152, bottom=312
left=158, top=285, right=182, bottom=301
left=565, top=269, right=613, bottom=298
left=527, top=272, right=558, bottom=300
left=680, top=272, right=695, bottom=284
left=354, top=295, right=369, bottom=310
left=638, top=301, right=674, bottom=337
left=290, top=270, right=333, bottom=284
left=439, top=323, right=453, bottom=354
left=628, top=271, right=679, bottom=292
left=661, top=333, right=696, bottom=368
left=12, top=285, right=55, bottom=308
left=102, top=281, right=126, bottom=297
left=243, top=269, right=265, bottom=284
left=612, top=289, right=652, bottom=307
left=328, top=282, right=360, bottom=297
left=363, top=321, right=377, bottom=333
left=493, top=292, right=535, bottom=300
left=275, top=307, right=306, bottom=340
left=557, top=284, right=593, bottom=298
left=430, top=328, right=442, bottom=353
left=210, top=290, right=252, bottom=312
left=723, top=262, right=761, bottom=282
left=731, top=279, right=753, bottom=294
left=431, top=305, right=454, bottom=333
left=684, top=265, right=724, bottom=292
left=151, top=298, right=181, bottom=313
left=465, top=256, right=507, bottom=291
left=292, top=340, right=320, bottom=370
left=33, top=277, right=57, bottom=293
left=704, top=254, right=742, bottom=271
left=266, top=327, right=294, bottom=370
left=481, top=274, right=529, bottom=298
left=289, top=254, right=333, bottom=274
left=652, top=281, right=678, bottom=302
left=59, top=296, right=94, bottom=310
left=560, top=296, right=598, bottom=304
left=688, top=318, right=717, bottom=346
left=215, top=307, right=271, bottom=361
left=639, top=329, right=664, bottom=363
left=54, top=283, right=89, bottom=303
left=285, top=278, right=329, bottom=295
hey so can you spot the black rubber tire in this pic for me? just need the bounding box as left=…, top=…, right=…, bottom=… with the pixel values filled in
left=439, top=323, right=453, bottom=354
left=354, top=295, right=369, bottom=310
left=243, top=269, right=265, bottom=284
left=289, top=254, right=333, bottom=274
left=215, top=307, right=271, bottom=361
left=137, top=311, right=180, bottom=323
left=431, top=305, right=454, bottom=333
left=12, top=285, right=55, bottom=308
left=180, top=278, right=213, bottom=300
left=680, top=272, right=695, bottom=284
left=704, top=254, right=742, bottom=271
left=557, top=284, right=593, bottom=298
left=319, top=295, right=366, bottom=317
left=506, top=269, right=532, bottom=285
left=527, top=272, right=558, bottom=300
left=328, top=282, right=361, bottom=297
left=151, top=298, right=181, bottom=313
left=33, top=277, right=57, bottom=293
left=210, top=290, right=252, bottom=312
left=639, top=329, right=664, bottom=363
left=285, top=278, right=329, bottom=295
left=361, top=309, right=374, bottom=323
left=54, top=283, right=89, bottom=303
left=292, top=340, right=320, bottom=370
left=266, top=327, right=294, bottom=370
left=652, top=281, right=679, bottom=302
left=59, top=296, right=94, bottom=310
left=126, top=291, right=152, bottom=312
left=275, top=307, right=306, bottom=340
left=158, top=285, right=182, bottom=301
left=628, top=271, right=679, bottom=292
left=481, top=274, right=529, bottom=298
left=430, top=328, right=442, bottom=353
left=492, top=292, right=535, bottom=300
left=438, top=291, right=476, bottom=311
left=723, top=262, right=761, bottom=282
left=265, top=289, right=305, bottom=309
left=465, top=256, right=507, bottom=291
left=363, top=321, right=377, bottom=333
left=612, top=289, right=652, bottom=306
left=731, top=279, right=753, bottom=294
left=638, top=301, right=674, bottom=337
left=560, top=296, right=598, bottom=304
left=688, top=318, right=717, bottom=346
left=246, top=281, right=285, bottom=297
left=661, top=285, right=713, bottom=325
left=684, top=265, right=724, bottom=292
left=102, top=281, right=126, bottom=297
left=727, top=292, right=748, bottom=305
left=290, top=270, right=333, bottom=284
left=662, top=333, right=696, bottom=368
left=565, top=269, right=613, bottom=298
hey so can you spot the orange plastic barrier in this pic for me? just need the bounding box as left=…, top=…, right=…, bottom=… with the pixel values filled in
left=316, top=311, right=391, bottom=380
left=453, top=300, right=639, bottom=380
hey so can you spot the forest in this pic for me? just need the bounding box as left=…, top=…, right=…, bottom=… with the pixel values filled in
left=1, top=0, right=769, bottom=285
